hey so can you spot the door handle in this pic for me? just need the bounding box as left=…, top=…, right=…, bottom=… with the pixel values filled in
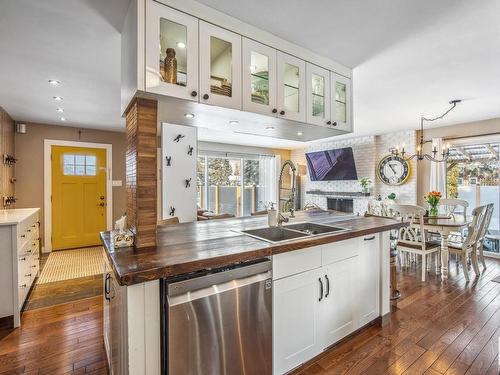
left=97, top=202, right=106, bottom=207
left=318, top=277, right=324, bottom=302
left=325, top=274, right=330, bottom=298
left=104, top=274, right=111, bottom=301
left=99, top=196, right=105, bottom=200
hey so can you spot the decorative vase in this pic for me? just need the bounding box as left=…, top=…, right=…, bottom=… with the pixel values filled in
left=429, top=205, right=439, bottom=217
left=163, top=48, right=177, bottom=84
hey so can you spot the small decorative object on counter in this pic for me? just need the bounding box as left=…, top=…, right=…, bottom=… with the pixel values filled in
left=387, top=192, right=397, bottom=201
left=359, top=177, right=372, bottom=196
left=267, top=202, right=277, bottom=227
left=424, top=191, right=441, bottom=217
left=112, top=215, right=134, bottom=248
left=163, top=48, right=177, bottom=84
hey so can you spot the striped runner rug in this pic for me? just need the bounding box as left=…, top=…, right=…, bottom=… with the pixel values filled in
left=37, top=246, right=103, bottom=284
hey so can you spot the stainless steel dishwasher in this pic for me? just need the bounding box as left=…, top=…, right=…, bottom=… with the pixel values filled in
left=161, top=259, right=272, bottom=375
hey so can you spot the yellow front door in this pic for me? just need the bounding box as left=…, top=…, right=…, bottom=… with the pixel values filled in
left=51, top=146, right=107, bottom=250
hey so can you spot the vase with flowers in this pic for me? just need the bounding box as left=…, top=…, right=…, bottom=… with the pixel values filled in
left=424, top=191, right=442, bottom=217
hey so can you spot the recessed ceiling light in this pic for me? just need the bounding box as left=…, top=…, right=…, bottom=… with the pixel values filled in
left=48, top=79, right=60, bottom=86
left=56, top=108, right=64, bottom=113
left=184, top=113, right=194, bottom=119
left=229, top=120, right=239, bottom=125
left=176, top=42, right=186, bottom=48
left=53, top=96, right=63, bottom=101
left=60, top=117, right=66, bottom=122
left=297, top=131, right=303, bottom=136
left=265, top=126, right=274, bottom=131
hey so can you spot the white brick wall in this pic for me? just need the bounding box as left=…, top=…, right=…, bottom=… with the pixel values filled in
left=292, top=130, right=418, bottom=211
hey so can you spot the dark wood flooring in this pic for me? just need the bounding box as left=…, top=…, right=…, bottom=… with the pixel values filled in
left=2, top=257, right=500, bottom=374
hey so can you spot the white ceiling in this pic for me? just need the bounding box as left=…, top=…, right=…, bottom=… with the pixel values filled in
left=0, top=0, right=499, bottom=147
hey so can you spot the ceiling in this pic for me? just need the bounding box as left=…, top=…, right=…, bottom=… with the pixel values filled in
left=0, top=0, right=499, bottom=148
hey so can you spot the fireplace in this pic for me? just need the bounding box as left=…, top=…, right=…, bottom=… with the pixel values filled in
left=327, top=197, right=354, bottom=213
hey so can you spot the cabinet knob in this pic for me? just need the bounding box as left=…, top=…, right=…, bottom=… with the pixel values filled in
left=332, top=121, right=337, bottom=127
left=279, top=110, right=285, bottom=115
left=326, top=121, right=332, bottom=125
left=19, top=284, right=27, bottom=288
left=191, top=91, right=197, bottom=97
left=203, top=94, right=209, bottom=100
left=25, top=273, right=31, bottom=277
left=272, top=108, right=277, bottom=114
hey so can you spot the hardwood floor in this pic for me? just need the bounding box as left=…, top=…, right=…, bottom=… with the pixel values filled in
left=2, top=257, right=500, bottom=374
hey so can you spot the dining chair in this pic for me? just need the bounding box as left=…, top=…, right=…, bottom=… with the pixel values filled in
left=388, top=204, right=440, bottom=282
left=447, top=205, right=486, bottom=281
left=367, top=199, right=384, bottom=216
left=439, top=198, right=469, bottom=217
left=476, top=203, right=494, bottom=270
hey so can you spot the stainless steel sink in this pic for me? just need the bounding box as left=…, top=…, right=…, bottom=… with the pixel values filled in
left=240, top=227, right=309, bottom=243
left=284, top=222, right=348, bottom=235
left=239, top=222, right=349, bottom=244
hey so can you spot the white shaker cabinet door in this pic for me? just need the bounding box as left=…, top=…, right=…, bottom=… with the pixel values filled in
left=145, top=0, right=199, bottom=100
left=273, top=268, right=322, bottom=375
left=357, top=234, right=380, bottom=327
left=330, top=72, right=352, bottom=132
left=199, top=21, right=242, bottom=110
left=277, top=51, right=306, bottom=123
left=306, top=63, right=330, bottom=127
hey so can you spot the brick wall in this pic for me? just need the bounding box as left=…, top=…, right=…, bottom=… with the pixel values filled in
left=292, top=130, right=418, bottom=212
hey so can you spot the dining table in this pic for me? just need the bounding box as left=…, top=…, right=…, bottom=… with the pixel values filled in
left=421, top=214, right=472, bottom=280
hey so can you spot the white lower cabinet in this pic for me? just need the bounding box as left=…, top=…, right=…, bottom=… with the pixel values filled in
left=273, top=236, right=381, bottom=375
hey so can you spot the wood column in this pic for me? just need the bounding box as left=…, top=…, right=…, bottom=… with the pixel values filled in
left=125, top=98, right=158, bottom=248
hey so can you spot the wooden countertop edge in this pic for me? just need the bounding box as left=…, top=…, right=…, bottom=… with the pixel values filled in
left=101, top=219, right=405, bottom=286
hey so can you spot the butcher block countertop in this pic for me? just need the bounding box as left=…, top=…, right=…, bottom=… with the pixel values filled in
left=101, top=210, right=405, bottom=286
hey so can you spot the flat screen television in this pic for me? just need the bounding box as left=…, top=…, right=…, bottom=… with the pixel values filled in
left=305, top=147, right=358, bottom=181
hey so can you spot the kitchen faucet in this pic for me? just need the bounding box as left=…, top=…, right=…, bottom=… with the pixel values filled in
left=277, top=160, right=297, bottom=226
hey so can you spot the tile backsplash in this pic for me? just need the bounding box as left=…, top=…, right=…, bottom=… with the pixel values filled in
left=292, top=130, right=417, bottom=211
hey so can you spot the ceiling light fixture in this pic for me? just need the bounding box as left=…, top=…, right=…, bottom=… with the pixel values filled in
left=176, top=42, right=186, bottom=49
left=297, top=131, right=303, bottom=136
left=48, top=79, right=60, bottom=86
left=229, top=120, right=239, bottom=125
left=56, top=108, right=64, bottom=113
left=60, top=117, right=66, bottom=122
left=184, top=113, right=194, bottom=119
left=391, top=99, right=461, bottom=163
left=53, top=96, right=63, bottom=101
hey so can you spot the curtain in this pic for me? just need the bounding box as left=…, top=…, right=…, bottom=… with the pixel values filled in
left=429, top=137, right=447, bottom=198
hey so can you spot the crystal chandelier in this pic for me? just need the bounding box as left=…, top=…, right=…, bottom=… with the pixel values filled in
left=391, top=99, right=461, bottom=162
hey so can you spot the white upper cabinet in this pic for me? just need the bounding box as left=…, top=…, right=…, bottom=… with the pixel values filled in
left=331, top=72, right=352, bottom=132
left=199, top=21, right=242, bottom=110
left=145, top=1, right=199, bottom=100
left=306, top=63, right=331, bottom=127
left=277, top=52, right=306, bottom=122
left=242, top=38, right=277, bottom=116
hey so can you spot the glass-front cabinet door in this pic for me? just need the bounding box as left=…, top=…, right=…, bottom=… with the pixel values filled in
left=145, top=1, right=198, bottom=100
left=277, top=52, right=306, bottom=122
left=306, top=63, right=331, bottom=127
left=330, top=72, right=351, bottom=131
left=242, top=38, right=277, bottom=116
left=199, top=21, right=241, bottom=110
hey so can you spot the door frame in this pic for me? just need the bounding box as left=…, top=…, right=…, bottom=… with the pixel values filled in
left=43, top=139, right=113, bottom=252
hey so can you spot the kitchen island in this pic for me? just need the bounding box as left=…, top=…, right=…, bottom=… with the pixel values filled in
left=101, top=210, right=405, bottom=375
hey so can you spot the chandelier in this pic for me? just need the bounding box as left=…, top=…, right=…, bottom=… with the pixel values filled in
left=391, top=99, right=461, bottom=162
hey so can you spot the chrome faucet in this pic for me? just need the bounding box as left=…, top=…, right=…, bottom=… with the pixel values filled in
left=278, top=160, right=297, bottom=226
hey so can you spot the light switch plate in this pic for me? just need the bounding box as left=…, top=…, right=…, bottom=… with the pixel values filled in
left=112, top=180, right=123, bottom=187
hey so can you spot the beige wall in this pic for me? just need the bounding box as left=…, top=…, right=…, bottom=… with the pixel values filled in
left=14, top=122, right=126, bottom=249
left=417, top=117, right=500, bottom=205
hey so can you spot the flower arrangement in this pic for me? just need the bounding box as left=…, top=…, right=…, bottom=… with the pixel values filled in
left=359, top=177, right=372, bottom=195
left=424, top=190, right=442, bottom=216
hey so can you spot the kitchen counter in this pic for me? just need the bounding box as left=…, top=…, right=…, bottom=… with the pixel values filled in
left=101, top=210, right=405, bottom=286
left=0, top=208, right=40, bottom=226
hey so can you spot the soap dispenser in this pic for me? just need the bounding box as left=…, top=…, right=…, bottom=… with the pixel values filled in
left=268, top=202, right=277, bottom=227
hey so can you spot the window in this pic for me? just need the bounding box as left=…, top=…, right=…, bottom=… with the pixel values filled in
left=447, top=140, right=499, bottom=254
left=197, top=153, right=277, bottom=217
left=63, top=154, right=97, bottom=176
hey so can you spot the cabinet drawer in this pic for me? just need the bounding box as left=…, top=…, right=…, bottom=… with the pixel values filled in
left=321, top=238, right=358, bottom=266
left=273, top=245, right=322, bottom=280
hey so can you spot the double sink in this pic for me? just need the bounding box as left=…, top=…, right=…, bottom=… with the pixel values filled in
left=240, top=222, right=349, bottom=244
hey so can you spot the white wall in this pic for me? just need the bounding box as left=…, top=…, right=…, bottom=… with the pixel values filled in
left=291, top=130, right=418, bottom=212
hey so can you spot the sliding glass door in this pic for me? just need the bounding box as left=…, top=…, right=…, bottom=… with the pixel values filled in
left=447, top=139, right=500, bottom=255
left=197, top=153, right=277, bottom=217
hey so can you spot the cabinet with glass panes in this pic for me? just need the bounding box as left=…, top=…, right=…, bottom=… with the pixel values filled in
left=330, top=72, right=351, bottom=131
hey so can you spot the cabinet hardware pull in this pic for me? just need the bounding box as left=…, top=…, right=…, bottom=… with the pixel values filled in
left=191, top=91, right=197, bottom=97
left=27, top=229, right=31, bottom=232
left=203, top=94, right=209, bottom=100
left=318, top=278, right=324, bottom=302
left=325, top=275, right=330, bottom=298
left=272, top=108, right=277, bottom=114
left=105, top=274, right=111, bottom=301
left=20, top=257, right=26, bottom=261
left=25, top=273, right=31, bottom=277
left=21, top=234, right=25, bottom=238
left=20, top=284, right=26, bottom=288
left=279, top=110, right=285, bottom=115
left=332, top=121, right=337, bottom=127
left=364, top=236, right=376, bottom=241
left=326, top=121, right=331, bottom=125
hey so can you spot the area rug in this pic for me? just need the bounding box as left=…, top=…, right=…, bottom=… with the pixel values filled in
left=491, top=275, right=500, bottom=283
left=37, top=246, right=103, bottom=284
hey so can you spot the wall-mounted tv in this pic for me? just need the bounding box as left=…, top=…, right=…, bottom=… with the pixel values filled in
left=305, top=147, right=358, bottom=181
